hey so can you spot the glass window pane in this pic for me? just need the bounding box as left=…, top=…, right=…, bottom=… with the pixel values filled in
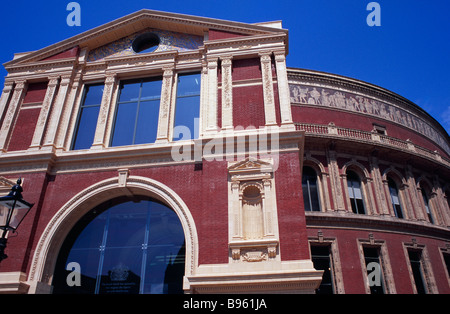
left=53, top=197, right=186, bottom=295
left=65, top=248, right=100, bottom=293
left=347, top=180, right=354, bottom=198
left=99, top=248, right=143, bottom=294
left=140, top=78, right=163, bottom=101
left=83, top=85, right=104, bottom=106
left=105, top=204, right=147, bottom=248
left=134, top=100, right=160, bottom=144
left=173, top=96, right=200, bottom=140
left=310, top=184, right=320, bottom=211
left=118, top=81, right=141, bottom=103
left=177, top=73, right=201, bottom=97
left=111, top=102, right=138, bottom=147
left=71, top=213, right=107, bottom=250
left=72, top=106, right=101, bottom=150
left=352, top=181, right=362, bottom=199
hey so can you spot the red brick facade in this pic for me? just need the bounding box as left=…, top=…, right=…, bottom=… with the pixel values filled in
left=0, top=10, right=448, bottom=294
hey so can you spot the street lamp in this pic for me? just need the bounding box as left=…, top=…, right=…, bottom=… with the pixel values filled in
left=0, top=179, right=34, bottom=262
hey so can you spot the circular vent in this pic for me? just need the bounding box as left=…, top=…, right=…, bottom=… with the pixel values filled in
left=132, top=33, right=160, bottom=54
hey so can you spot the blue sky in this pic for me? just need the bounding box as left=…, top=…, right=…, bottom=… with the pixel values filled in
left=1, top=0, right=449, bottom=134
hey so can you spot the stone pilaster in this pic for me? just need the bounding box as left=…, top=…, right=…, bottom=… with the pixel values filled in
left=91, top=73, right=117, bottom=149
left=259, top=52, right=277, bottom=126
left=0, top=80, right=27, bottom=152
left=221, top=56, right=233, bottom=130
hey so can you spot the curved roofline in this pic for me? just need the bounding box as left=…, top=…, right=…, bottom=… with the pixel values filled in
left=287, top=66, right=450, bottom=143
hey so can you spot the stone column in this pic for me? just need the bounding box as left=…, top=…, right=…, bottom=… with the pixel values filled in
left=405, top=166, right=426, bottom=221
left=370, top=155, right=390, bottom=215
left=91, top=73, right=117, bottom=149
left=221, top=55, right=233, bottom=130
left=327, top=148, right=346, bottom=211
left=0, top=80, right=27, bottom=152
left=259, top=52, right=277, bottom=126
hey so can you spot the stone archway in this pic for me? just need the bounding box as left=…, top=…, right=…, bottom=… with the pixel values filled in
left=27, top=175, right=198, bottom=294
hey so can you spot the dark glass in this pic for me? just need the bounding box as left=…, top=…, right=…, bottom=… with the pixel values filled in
left=52, top=197, right=186, bottom=294
left=388, top=178, right=404, bottom=218
left=82, top=85, right=104, bottom=106
left=140, top=79, right=163, bottom=101
left=347, top=171, right=365, bottom=215
left=72, top=84, right=104, bottom=150
left=421, top=190, right=434, bottom=224
left=111, top=77, right=162, bottom=147
left=408, top=250, right=427, bottom=294
left=310, top=245, right=334, bottom=294
left=302, top=167, right=320, bottom=212
left=363, top=247, right=385, bottom=294
left=111, top=102, right=138, bottom=147
left=173, top=73, right=201, bottom=141
left=134, top=100, right=160, bottom=144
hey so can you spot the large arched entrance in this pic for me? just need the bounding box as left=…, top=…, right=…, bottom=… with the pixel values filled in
left=27, top=176, right=198, bottom=294
left=52, top=195, right=185, bottom=294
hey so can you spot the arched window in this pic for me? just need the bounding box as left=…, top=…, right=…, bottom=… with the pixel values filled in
left=388, top=177, right=404, bottom=218
left=421, top=189, right=434, bottom=224
left=347, top=170, right=365, bottom=215
left=52, top=196, right=185, bottom=294
left=302, top=166, right=321, bottom=212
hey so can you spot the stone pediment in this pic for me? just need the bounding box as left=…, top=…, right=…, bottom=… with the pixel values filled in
left=0, top=177, right=15, bottom=188
left=4, top=9, right=288, bottom=67
left=228, top=158, right=273, bottom=174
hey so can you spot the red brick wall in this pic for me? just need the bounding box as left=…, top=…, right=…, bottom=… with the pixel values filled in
left=7, top=82, right=47, bottom=152
left=42, top=47, right=79, bottom=61
left=209, top=30, right=246, bottom=40
left=276, top=152, right=310, bottom=261
left=307, top=227, right=450, bottom=293
left=232, top=58, right=266, bottom=128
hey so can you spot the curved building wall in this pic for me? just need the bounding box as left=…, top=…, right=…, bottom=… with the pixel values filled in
left=289, top=68, right=450, bottom=294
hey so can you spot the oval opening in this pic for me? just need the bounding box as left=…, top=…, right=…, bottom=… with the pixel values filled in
left=132, top=33, right=160, bottom=54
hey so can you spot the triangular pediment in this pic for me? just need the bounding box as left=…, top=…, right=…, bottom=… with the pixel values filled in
left=4, top=9, right=288, bottom=67
left=228, top=158, right=273, bottom=173
left=0, top=177, right=15, bottom=192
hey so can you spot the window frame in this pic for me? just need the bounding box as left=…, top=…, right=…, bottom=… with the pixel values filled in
left=110, top=76, right=163, bottom=147
left=302, top=166, right=321, bottom=212
left=171, top=71, right=201, bottom=142
left=387, top=177, right=404, bottom=219
left=346, top=170, right=366, bottom=215
left=71, top=83, right=105, bottom=151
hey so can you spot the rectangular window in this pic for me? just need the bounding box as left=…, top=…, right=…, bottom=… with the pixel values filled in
left=408, top=250, right=427, bottom=294
left=443, top=252, right=450, bottom=279
left=111, top=77, right=162, bottom=147
left=310, top=245, right=334, bottom=294
left=72, top=84, right=104, bottom=150
left=363, top=247, right=385, bottom=294
left=347, top=171, right=365, bottom=215
left=173, top=73, right=201, bottom=141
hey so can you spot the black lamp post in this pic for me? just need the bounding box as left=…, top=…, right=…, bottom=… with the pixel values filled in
left=0, top=179, right=34, bottom=262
